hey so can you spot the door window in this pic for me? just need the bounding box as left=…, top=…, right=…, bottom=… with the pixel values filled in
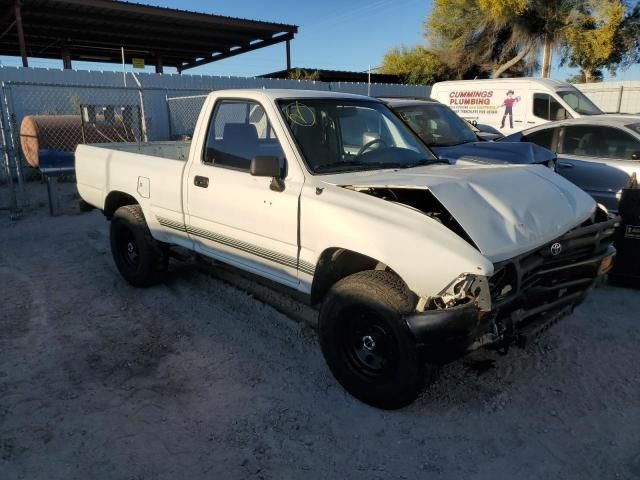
left=522, top=128, right=556, bottom=150
left=204, top=100, right=285, bottom=171
left=561, top=125, right=640, bottom=159
left=533, top=93, right=569, bottom=121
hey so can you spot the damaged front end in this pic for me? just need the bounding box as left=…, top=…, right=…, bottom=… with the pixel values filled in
left=404, top=207, right=618, bottom=360
left=346, top=181, right=617, bottom=359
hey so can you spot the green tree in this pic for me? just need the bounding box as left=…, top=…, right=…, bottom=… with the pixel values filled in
left=426, top=0, right=579, bottom=78
left=380, top=45, right=453, bottom=84
left=566, top=70, right=604, bottom=84
left=286, top=69, right=320, bottom=81
left=383, top=0, right=639, bottom=81
left=563, top=1, right=625, bottom=82
left=604, top=2, right=640, bottom=74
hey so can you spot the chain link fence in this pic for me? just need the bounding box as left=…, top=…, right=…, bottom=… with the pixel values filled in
left=167, top=95, right=207, bottom=139
left=0, top=81, right=151, bottom=214
left=0, top=71, right=434, bottom=217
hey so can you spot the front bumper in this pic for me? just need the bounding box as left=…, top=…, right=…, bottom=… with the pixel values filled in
left=404, top=291, right=583, bottom=359
left=405, top=304, right=478, bottom=345
left=405, top=215, right=617, bottom=360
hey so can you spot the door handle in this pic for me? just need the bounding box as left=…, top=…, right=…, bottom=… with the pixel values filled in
left=527, top=121, right=536, bottom=124
left=557, top=161, right=574, bottom=169
left=194, top=175, right=209, bottom=188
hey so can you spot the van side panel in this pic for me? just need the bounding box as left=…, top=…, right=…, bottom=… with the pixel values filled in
left=432, top=78, right=583, bottom=135
left=432, top=80, right=531, bottom=134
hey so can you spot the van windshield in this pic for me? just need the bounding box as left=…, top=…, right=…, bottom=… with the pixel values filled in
left=557, top=90, right=603, bottom=115
left=277, top=99, right=439, bottom=174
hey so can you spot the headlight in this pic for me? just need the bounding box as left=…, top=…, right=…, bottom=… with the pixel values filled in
left=429, top=273, right=492, bottom=312
left=597, top=203, right=609, bottom=216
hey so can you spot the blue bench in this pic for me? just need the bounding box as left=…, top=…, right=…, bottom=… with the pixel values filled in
left=38, top=149, right=75, bottom=215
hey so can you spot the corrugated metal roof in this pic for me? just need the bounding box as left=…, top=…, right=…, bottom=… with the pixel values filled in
left=0, top=0, right=297, bottom=71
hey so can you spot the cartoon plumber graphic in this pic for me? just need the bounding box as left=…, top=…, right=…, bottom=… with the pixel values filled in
left=500, top=90, right=521, bottom=129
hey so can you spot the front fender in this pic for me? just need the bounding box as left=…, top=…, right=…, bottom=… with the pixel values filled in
left=299, top=183, right=494, bottom=299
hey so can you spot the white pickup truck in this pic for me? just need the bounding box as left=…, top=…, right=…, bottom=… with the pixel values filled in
left=76, top=89, right=616, bottom=409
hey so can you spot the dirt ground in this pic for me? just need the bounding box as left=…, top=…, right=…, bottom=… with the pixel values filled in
left=1, top=181, right=639, bottom=480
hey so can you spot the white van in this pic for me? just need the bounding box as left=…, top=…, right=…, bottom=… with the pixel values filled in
left=430, top=78, right=603, bottom=134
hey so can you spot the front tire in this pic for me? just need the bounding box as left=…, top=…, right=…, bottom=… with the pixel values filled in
left=319, top=270, right=426, bottom=409
left=110, top=205, right=168, bottom=287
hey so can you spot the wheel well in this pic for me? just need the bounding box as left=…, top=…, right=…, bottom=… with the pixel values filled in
left=104, top=191, right=138, bottom=219
left=310, top=248, right=397, bottom=305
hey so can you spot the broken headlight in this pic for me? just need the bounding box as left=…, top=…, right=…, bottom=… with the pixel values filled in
left=428, top=273, right=492, bottom=312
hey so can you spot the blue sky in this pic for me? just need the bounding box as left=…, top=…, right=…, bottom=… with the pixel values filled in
left=1, top=0, right=639, bottom=82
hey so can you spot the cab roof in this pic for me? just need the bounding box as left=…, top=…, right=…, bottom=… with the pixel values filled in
left=380, top=98, right=441, bottom=107
left=209, top=89, right=381, bottom=102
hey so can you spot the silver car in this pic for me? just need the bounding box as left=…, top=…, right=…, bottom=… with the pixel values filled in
left=502, top=115, right=640, bottom=212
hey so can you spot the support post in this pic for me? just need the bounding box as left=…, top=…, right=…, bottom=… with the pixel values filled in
left=62, top=46, right=72, bottom=69
left=286, top=39, right=291, bottom=70
left=155, top=54, right=163, bottom=74
left=617, top=86, right=624, bottom=113
left=45, top=175, right=54, bottom=216
left=14, top=2, right=28, bottom=67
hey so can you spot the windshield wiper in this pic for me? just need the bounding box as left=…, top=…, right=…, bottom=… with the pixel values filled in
left=314, top=160, right=367, bottom=172
left=315, top=161, right=407, bottom=172
left=432, top=140, right=473, bottom=147
left=403, top=158, right=450, bottom=168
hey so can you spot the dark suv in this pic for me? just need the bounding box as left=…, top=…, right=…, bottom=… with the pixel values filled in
left=383, top=98, right=556, bottom=169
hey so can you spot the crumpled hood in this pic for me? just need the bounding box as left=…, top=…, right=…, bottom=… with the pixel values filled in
left=432, top=141, right=555, bottom=166
left=321, top=164, right=595, bottom=262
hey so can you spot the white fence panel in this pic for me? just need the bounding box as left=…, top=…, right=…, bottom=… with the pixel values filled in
left=574, top=81, right=640, bottom=114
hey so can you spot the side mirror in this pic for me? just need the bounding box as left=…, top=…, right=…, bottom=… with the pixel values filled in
left=250, top=156, right=285, bottom=192
left=250, top=155, right=281, bottom=177
left=631, top=152, right=640, bottom=160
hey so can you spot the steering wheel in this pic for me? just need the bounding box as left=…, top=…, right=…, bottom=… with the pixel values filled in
left=356, top=138, right=388, bottom=157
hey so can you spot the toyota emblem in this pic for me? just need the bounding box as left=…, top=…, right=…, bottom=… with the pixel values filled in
left=550, top=242, right=562, bottom=256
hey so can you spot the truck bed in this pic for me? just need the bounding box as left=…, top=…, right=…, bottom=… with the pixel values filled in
left=75, top=141, right=190, bottom=224
left=92, top=140, right=191, bottom=161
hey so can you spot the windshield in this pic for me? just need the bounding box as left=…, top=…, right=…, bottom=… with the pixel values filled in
left=557, top=90, right=603, bottom=115
left=277, top=99, right=438, bottom=174
left=394, top=104, right=478, bottom=146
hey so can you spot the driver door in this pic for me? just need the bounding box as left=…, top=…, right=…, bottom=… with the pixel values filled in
left=185, top=99, right=303, bottom=287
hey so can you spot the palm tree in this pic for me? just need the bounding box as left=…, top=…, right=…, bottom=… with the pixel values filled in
left=532, top=0, right=582, bottom=78
left=426, top=0, right=580, bottom=78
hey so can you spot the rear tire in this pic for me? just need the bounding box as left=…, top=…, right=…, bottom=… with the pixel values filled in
left=110, top=205, right=168, bottom=287
left=319, top=270, right=426, bottom=409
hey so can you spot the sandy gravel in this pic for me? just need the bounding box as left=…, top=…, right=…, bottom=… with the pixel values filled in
left=1, top=182, right=639, bottom=480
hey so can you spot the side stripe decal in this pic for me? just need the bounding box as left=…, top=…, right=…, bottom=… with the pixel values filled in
left=157, top=216, right=316, bottom=276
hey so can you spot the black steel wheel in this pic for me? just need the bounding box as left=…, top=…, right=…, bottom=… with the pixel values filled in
left=110, top=205, right=168, bottom=287
left=114, top=226, right=140, bottom=270
left=319, top=270, right=427, bottom=409
left=339, top=307, right=399, bottom=381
